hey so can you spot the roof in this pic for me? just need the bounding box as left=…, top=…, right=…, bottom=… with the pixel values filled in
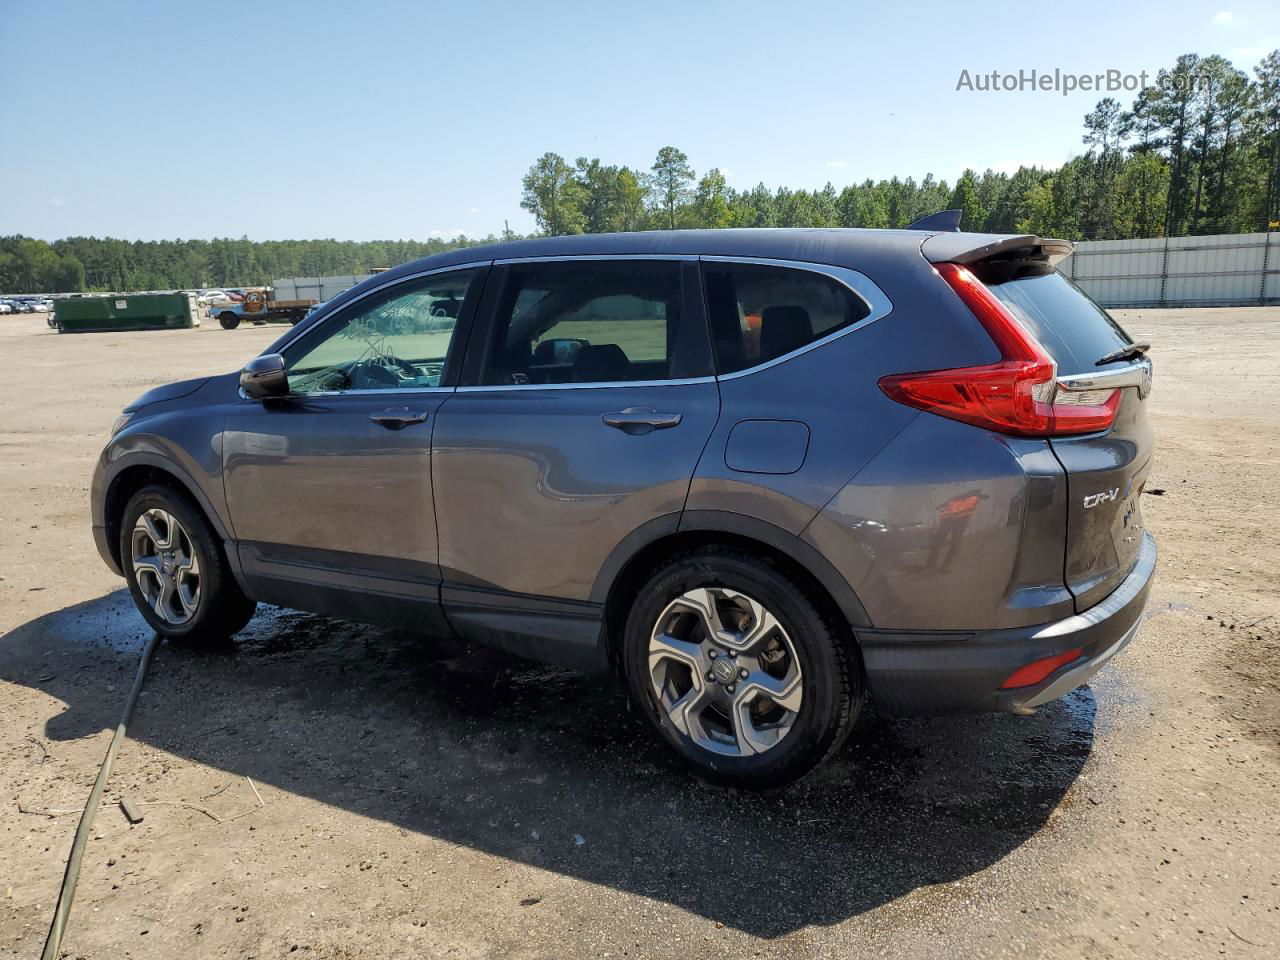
left=380, top=228, right=938, bottom=281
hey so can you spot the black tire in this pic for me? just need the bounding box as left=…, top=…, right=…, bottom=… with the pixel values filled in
left=623, top=547, right=862, bottom=788
left=217, top=312, right=240, bottom=330
left=120, top=484, right=256, bottom=644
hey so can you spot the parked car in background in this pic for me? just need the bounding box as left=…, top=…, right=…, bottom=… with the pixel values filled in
left=91, top=227, right=1156, bottom=787
left=0, top=301, right=13, bottom=314
left=199, top=290, right=231, bottom=305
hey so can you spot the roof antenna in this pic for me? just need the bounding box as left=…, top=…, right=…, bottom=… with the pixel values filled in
left=906, top=209, right=963, bottom=232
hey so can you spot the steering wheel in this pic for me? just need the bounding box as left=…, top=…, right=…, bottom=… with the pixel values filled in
left=380, top=355, right=420, bottom=378
left=352, top=355, right=418, bottom=388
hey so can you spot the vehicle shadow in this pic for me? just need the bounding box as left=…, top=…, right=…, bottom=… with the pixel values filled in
left=3, top=592, right=1098, bottom=938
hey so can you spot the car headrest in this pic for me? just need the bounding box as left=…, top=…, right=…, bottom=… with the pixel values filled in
left=573, top=343, right=632, bottom=382
left=760, top=305, right=813, bottom=359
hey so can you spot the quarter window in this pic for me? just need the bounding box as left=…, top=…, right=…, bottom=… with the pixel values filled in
left=702, top=263, right=870, bottom=374
left=482, top=260, right=696, bottom=385
left=285, top=269, right=476, bottom=394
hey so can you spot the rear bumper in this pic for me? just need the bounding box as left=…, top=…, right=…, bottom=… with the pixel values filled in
left=858, top=532, right=1156, bottom=713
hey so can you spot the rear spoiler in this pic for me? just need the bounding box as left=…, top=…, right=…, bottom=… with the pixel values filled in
left=921, top=231, right=1074, bottom=266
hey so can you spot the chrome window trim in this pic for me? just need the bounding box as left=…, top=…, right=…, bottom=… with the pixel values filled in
left=269, top=259, right=493, bottom=358
left=698, top=256, right=894, bottom=382
left=237, top=384, right=456, bottom=401
left=455, top=376, right=716, bottom=394
left=1056, top=356, right=1153, bottom=397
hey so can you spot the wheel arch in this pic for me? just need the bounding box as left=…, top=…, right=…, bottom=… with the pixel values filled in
left=593, top=510, right=872, bottom=671
left=102, top=457, right=231, bottom=573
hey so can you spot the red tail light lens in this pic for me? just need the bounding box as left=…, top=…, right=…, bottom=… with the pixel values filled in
left=878, top=263, right=1120, bottom=437
left=1000, top=647, right=1083, bottom=690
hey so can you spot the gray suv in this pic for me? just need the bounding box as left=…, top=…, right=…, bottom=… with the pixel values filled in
left=91, top=228, right=1156, bottom=786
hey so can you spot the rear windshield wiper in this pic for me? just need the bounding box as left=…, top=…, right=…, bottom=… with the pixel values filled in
left=1096, top=341, right=1150, bottom=366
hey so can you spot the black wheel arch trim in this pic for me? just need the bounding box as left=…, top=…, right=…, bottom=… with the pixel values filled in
left=590, top=509, right=872, bottom=630
left=97, top=452, right=248, bottom=593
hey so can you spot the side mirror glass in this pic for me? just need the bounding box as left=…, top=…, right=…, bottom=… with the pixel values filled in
left=240, top=353, right=289, bottom=399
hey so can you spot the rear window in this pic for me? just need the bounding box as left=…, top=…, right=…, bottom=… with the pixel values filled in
left=976, top=262, right=1132, bottom=375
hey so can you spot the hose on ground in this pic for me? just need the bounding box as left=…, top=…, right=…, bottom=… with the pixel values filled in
left=41, top=631, right=161, bottom=960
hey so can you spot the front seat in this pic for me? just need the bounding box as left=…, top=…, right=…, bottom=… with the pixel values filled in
left=572, top=343, right=632, bottom=382
left=760, top=305, right=813, bottom=360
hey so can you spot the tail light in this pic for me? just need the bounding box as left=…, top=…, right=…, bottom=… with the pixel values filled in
left=878, top=263, right=1120, bottom=437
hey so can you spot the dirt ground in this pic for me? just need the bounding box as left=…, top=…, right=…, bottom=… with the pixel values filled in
left=0, top=305, right=1277, bottom=960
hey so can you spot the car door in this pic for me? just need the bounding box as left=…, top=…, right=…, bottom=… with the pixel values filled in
left=431, top=257, right=720, bottom=670
left=222, top=265, right=488, bottom=631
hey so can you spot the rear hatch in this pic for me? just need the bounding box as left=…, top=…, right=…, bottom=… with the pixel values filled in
left=975, top=258, right=1153, bottom=611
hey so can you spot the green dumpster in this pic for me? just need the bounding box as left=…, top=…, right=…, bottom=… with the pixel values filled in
left=55, top=293, right=199, bottom=333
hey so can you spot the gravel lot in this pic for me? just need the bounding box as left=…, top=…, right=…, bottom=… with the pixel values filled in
left=1, top=306, right=1277, bottom=959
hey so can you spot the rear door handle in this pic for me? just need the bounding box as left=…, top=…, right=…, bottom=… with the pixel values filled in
left=602, top=407, right=682, bottom=435
left=370, top=407, right=430, bottom=429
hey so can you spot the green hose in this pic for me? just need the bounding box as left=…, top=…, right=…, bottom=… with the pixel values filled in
left=41, top=631, right=161, bottom=960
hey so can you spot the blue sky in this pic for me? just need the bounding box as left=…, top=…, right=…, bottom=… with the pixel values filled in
left=2, top=0, right=1277, bottom=241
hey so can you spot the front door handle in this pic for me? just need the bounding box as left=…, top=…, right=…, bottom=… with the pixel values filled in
left=370, top=407, right=430, bottom=429
left=602, top=407, right=682, bottom=435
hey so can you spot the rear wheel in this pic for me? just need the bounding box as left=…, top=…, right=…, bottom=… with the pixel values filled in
left=121, top=485, right=256, bottom=643
left=623, top=547, right=861, bottom=787
left=217, top=312, right=240, bottom=330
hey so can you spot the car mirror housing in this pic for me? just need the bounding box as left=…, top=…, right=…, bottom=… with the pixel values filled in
left=240, top=353, right=289, bottom=399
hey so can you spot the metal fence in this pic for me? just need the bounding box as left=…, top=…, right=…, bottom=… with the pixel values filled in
left=1060, top=232, right=1280, bottom=308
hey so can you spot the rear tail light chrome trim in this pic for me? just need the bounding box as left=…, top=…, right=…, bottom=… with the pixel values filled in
left=1057, top=357, right=1153, bottom=399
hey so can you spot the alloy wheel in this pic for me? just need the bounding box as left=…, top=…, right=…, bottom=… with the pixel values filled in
left=647, top=587, right=803, bottom=757
left=131, top=508, right=201, bottom=624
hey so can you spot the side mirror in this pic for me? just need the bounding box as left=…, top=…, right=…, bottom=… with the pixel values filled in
left=240, top=353, right=289, bottom=399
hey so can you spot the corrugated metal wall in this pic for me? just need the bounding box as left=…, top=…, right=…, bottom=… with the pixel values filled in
left=272, top=274, right=372, bottom=302
left=1060, top=233, right=1280, bottom=307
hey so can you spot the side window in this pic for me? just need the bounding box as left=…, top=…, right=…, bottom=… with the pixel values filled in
left=482, top=260, right=692, bottom=386
left=285, top=269, right=477, bottom=394
left=702, top=263, right=870, bottom=375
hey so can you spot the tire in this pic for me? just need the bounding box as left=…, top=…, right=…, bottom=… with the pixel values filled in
left=623, top=547, right=862, bottom=788
left=218, top=312, right=240, bottom=330
left=120, top=484, right=256, bottom=644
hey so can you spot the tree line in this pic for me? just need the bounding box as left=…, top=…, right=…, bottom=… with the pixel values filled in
left=3, top=48, right=1277, bottom=295
left=521, top=50, right=1280, bottom=241
left=0, top=234, right=490, bottom=295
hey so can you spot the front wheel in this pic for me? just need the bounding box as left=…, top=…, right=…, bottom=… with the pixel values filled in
left=623, top=548, right=862, bottom=788
left=217, top=312, right=240, bottom=330
left=121, top=485, right=256, bottom=643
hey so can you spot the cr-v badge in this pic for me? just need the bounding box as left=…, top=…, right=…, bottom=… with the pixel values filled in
left=1083, top=488, right=1120, bottom=509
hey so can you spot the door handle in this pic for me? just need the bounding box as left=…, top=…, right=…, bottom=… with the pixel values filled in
left=601, top=407, right=682, bottom=435
left=370, top=407, right=430, bottom=429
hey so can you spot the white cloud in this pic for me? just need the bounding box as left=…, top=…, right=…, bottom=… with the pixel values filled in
left=430, top=228, right=466, bottom=237
left=468, top=207, right=481, bottom=214
left=825, top=160, right=848, bottom=169
left=1212, top=10, right=1234, bottom=25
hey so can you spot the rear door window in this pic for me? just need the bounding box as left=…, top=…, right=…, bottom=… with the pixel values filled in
left=975, top=262, right=1133, bottom=375
left=701, top=262, right=870, bottom=375
left=479, top=260, right=707, bottom=385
